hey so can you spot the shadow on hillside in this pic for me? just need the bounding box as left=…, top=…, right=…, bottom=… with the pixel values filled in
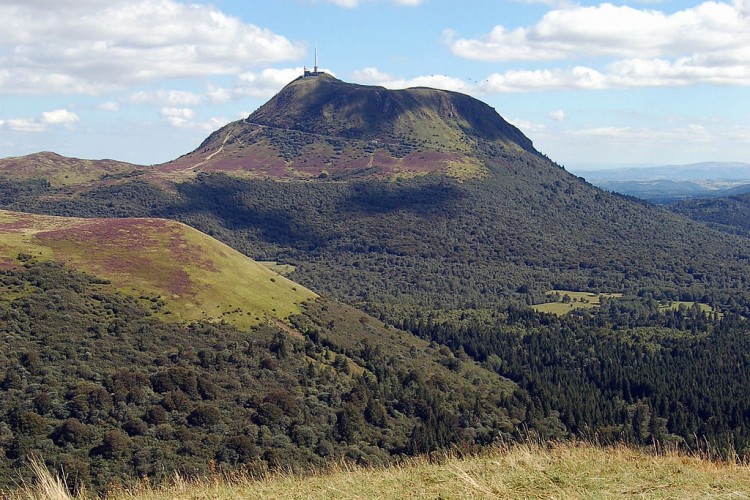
left=172, top=174, right=337, bottom=250
left=340, top=180, right=466, bottom=216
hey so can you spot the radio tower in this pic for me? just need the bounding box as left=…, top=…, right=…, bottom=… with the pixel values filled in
left=304, top=45, right=323, bottom=77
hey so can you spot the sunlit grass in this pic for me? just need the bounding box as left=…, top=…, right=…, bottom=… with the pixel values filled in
left=8, top=442, right=749, bottom=499
left=0, top=210, right=317, bottom=328
left=532, top=289, right=623, bottom=315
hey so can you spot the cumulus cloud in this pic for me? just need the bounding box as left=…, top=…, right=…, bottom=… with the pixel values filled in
left=235, top=67, right=310, bottom=97
left=475, top=57, right=750, bottom=92
left=129, top=90, right=203, bottom=106
left=446, top=0, right=750, bottom=90
left=509, top=118, right=547, bottom=135
left=158, top=106, right=228, bottom=131
left=549, top=110, right=565, bottom=122
left=206, top=85, right=233, bottom=104
left=352, top=67, right=470, bottom=92
left=0, top=0, right=304, bottom=95
left=41, top=109, right=80, bottom=126
left=5, top=118, right=47, bottom=133
left=159, top=107, right=195, bottom=128
left=0, top=108, right=79, bottom=132
left=447, top=1, right=749, bottom=61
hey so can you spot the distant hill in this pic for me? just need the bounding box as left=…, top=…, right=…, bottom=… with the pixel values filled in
left=576, top=162, right=750, bottom=203
left=0, top=152, right=144, bottom=188
left=0, top=210, right=315, bottom=326
left=671, top=191, right=750, bottom=236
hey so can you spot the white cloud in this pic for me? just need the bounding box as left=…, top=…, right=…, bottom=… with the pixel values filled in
left=549, top=110, right=565, bottom=122
left=5, top=118, right=46, bottom=133
left=447, top=1, right=749, bottom=62
left=207, top=85, right=233, bottom=104
left=352, top=67, right=470, bottom=92
left=160, top=107, right=195, bottom=128
left=446, top=0, right=750, bottom=89
left=352, top=59, right=748, bottom=96
left=1, top=108, right=80, bottom=132
left=509, top=118, right=547, bottom=135
left=0, top=0, right=304, bottom=95
left=475, top=56, right=750, bottom=92
left=41, top=109, right=80, bottom=126
left=235, top=67, right=309, bottom=97
left=129, top=89, right=203, bottom=106
left=158, top=107, right=228, bottom=131
left=200, top=117, right=231, bottom=132
left=98, top=101, right=120, bottom=112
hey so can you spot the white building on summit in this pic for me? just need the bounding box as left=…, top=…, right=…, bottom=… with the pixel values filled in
left=304, top=47, right=324, bottom=77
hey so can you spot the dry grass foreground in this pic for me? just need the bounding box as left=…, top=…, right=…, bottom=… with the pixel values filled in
left=7, top=442, right=750, bottom=499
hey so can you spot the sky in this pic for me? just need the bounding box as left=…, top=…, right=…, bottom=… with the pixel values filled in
left=1, top=0, right=749, bottom=170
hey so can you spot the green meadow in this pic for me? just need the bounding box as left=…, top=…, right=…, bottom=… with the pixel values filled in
left=532, top=290, right=623, bottom=315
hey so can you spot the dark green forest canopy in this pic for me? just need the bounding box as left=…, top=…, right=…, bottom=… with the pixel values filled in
left=671, top=192, right=750, bottom=237
left=0, top=259, right=526, bottom=491
left=2, top=259, right=749, bottom=494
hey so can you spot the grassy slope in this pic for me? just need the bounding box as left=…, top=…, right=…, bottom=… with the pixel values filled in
left=0, top=152, right=143, bottom=188
left=16, top=442, right=750, bottom=499
left=0, top=210, right=316, bottom=327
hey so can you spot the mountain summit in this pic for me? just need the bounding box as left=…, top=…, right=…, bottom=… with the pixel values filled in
left=164, top=75, right=536, bottom=179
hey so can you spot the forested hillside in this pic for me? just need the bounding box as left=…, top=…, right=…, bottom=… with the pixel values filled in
left=402, top=300, right=750, bottom=457
left=0, top=259, right=525, bottom=491
left=671, top=192, right=750, bottom=237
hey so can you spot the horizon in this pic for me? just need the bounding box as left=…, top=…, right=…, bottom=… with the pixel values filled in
left=0, top=0, right=748, bottom=168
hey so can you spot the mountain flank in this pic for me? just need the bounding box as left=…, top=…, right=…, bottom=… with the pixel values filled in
left=164, top=74, right=535, bottom=180
left=671, top=191, right=750, bottom=236
left=0, top=209, right=315, bottom=326
left=0, top=258, right=524, bottom=491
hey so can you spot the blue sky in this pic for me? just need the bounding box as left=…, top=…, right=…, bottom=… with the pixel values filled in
left=1, top=0, right=748, bottom=169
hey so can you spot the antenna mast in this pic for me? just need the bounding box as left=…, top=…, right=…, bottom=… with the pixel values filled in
left=303, top=45, right=322, bottom=77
